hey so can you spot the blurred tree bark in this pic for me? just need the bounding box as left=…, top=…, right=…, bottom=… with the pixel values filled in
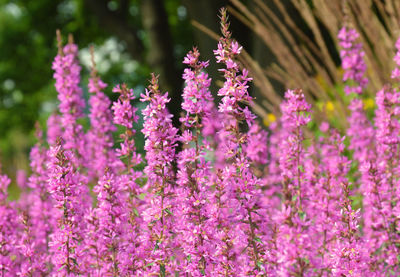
left=84, top=0, right=182, bottom=127
left=140, top=0, right=182, bottom=128
left=84, top=0, right=145, bottom=61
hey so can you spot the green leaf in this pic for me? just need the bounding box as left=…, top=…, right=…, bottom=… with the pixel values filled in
left=254, top=237, right=262, bottom=243
left=160, top=264, right=166, bottom=277
left=298, top=211, right=306, bottom=220
left=256, top=261, right=265, bottom=272
left=154, top=241, right=159, bottom=252
left=165, top=208, right=173, bottom=215
left=71, top=257, right=78, bottom=266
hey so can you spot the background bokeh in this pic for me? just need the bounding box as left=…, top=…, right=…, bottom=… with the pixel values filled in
left=0, top=0, right=241, bottom=185
left=1, top=0, right=399, bottom=197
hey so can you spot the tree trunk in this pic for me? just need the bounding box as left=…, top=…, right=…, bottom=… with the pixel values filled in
left=140, top=0, right=182, bottom=128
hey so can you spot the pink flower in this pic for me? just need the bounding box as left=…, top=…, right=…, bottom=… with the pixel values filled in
left=338, top=27, right=368, bottom=94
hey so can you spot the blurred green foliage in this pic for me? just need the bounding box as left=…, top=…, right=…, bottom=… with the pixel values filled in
left=0, top=0, right=193, bottom=182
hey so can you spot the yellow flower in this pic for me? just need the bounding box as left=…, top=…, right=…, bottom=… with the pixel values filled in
left=326, top=101, right=334, bottom=112
left=263, top=113, right=276, bottom=127
left=363, top=98, right=374, bottom=110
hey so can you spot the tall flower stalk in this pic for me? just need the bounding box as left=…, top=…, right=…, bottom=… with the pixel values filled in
left=91, top=173, right=125, bottom=276
left=176, top=47, right=215, bottom=275
left=339, top=26, right=374, bottom=163
left=47, top=144, right=86, bottom=275
left=338, top=26, right=368, bottom=95
left=52, top=31, right=85, bottom=166
left=276, top=89, right=314, bottom=275
left=140, top=74, right=179, bottom=275
left=366, top=84, right=400, bottom=271
left=213, top=8, right=267, bottom=275
left=25, top=126, right=55, bottom=274
left=0, top=171, right=19, bottom=276
left=110, top=83, right=143, bottom=274
left=87, top=46, right=121, bottom=178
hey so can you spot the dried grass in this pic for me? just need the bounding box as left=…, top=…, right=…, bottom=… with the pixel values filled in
left=229, top=0, right=400, bottom=123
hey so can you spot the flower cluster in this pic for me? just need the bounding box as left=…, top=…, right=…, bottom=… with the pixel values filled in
left=176, top=48, right=215, bottom=274
left=87, top=48, right=120, bottom=178
left=338, top=26, right=368, bottom=94
left=139, top=74, right=179, bottom=275
left=47, top=144, right=88, bottom=276
left=52, top=32, right=85, bottom=165
left=391, top=38, right=400, bottom=80
left=2, top=11, right=400, bottom=277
